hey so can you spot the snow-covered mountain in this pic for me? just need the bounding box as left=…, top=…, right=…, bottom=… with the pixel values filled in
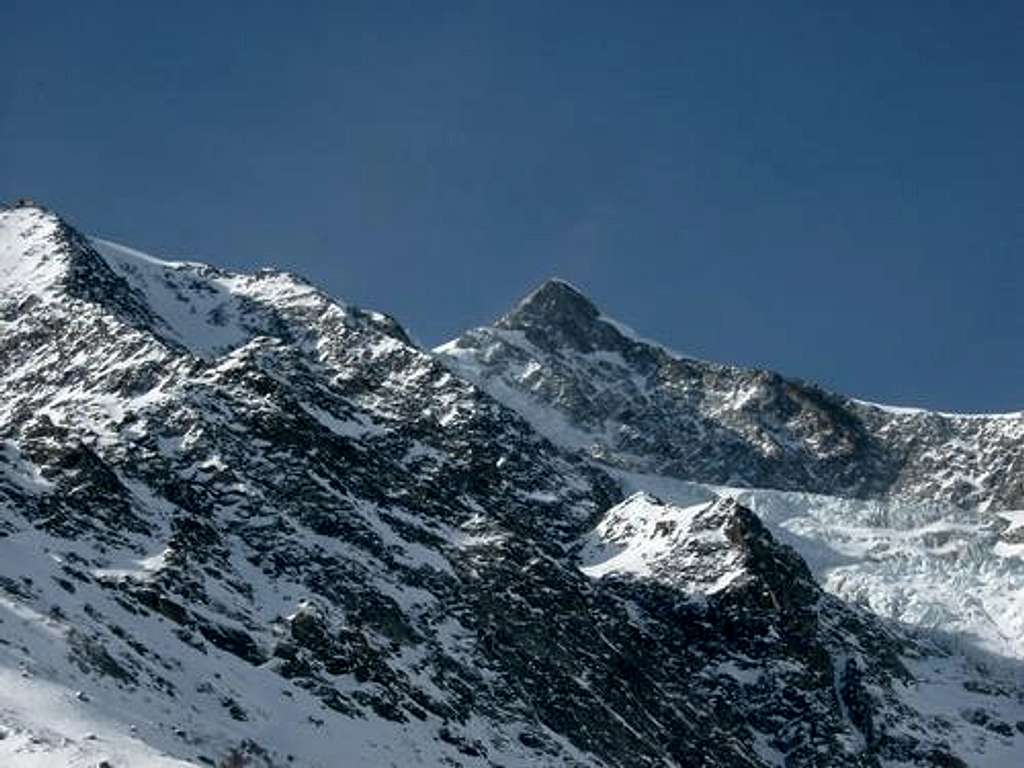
left=438, top=278, right=1024, bottom=659
left=438, top=278, right=1024, bottom=510
left=2, top=202, right=1023, bottom=767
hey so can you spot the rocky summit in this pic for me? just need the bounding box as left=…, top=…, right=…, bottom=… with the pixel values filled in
left=441, top=278, right=1024, bottom=510
left=1, top=202, right=1023, bottom=767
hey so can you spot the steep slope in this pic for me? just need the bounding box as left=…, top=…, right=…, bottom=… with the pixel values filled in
left=0, top=204, right=613, bottom=766
left=437, top=279, right=1024, bottom=708
left=437, top=279, right=1024, bottom=511
left=1, top=204, right=1022, bottom=767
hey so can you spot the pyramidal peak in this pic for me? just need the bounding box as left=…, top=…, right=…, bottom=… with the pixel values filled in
left=486, top=277, right=652, bottom=357
left=0, top=203, right=162, bottom=329
left=499, top=278, right=600, bottom=328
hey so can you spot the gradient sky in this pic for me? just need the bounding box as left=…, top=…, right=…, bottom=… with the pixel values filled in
left=2, top=1, right=1022, bottom=411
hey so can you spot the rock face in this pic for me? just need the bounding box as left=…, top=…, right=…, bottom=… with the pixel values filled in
left=0, top=203, right=1022, bottom=767
left=439, top=279, right=1024, bottom=510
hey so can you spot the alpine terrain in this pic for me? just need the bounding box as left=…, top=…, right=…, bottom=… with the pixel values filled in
left=1, top=201, right=1023, bottom=767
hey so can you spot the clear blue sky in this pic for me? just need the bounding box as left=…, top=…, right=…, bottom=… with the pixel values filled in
left=2, top=1, right=1022, bottom=411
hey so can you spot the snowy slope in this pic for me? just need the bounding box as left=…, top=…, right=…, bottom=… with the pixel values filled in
left=573, top=491, right=1024, bottom=766
left=3, top=203, right=1024, bottom=767
left=0, top=205, right=620, bottom=767
left=578, top=493, right=749, bottom=595
left=0, top=207, right=71, bottom=301
left=739, top=488, right=1024, bottom=660
left=89, top=238, right=403, bottom=360
left=0, top=527, right=598, bottom=768
left=598, top=469, right=1024, bottom=659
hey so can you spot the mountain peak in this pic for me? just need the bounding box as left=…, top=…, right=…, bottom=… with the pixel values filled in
left=494, top=278, right=635, bottom=354
left=500, top=278, right=600, bottom=327
left=2, top=205, right=417, bottom=363
left=4, top=206, right=1023, bottom=768
left=0, top=204, right=86, bottom=299
left=0, top=205, right=159, bottom=332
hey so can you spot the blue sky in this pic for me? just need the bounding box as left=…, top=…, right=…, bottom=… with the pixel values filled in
left=2, top=1, right=1022, bottom=411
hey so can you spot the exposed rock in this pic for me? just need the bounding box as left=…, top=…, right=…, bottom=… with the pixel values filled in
left=0, top=206, right=1020, bottom=767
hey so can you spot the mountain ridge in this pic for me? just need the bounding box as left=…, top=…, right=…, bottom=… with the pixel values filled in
left=465, top=275, right=1023, bottom=421
left=438, top=282, right=1024, bottom=510
left=1, top=203, right=1023, bottom=767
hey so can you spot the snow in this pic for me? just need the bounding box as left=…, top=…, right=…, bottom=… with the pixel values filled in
left=994, top=511, right=1024, bottom=559
left=90, top=239, right=255, bottom=356
left=852, top=397, right=1024, bottom=420
left=0, top=208, right=70, bottom=301
left=710, top=660, right=762, bottom=686
left=887, top=655, right=1024, bottom=768
left=437, top=332, right=626, bottom=454
left=92, top=548, right=171, bottom=581
left=749, top=731, right=786, bottom=767
left=0, top=440, right=54, bottom=492
left=0, top=517, right=600, bottom=768
left=740, top=489, right=1024, bottom=659
left=576, top=480, right=1024, bottom=764
left=437, top=311, right=1024, bottom=664
left=0, top=668, right=197, bottom=768
left=602, top=470, right=1024, bottom=662
left=89, top=237, right=345, bottom=360
left=299, top=401, right=387, bottom=439
left=7, top=213, right=1024, bottom=766
left=578, top=493, right=745, bottom=597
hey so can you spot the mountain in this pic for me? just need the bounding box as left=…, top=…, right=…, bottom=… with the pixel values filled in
left=438, top=278, right=1024, bottom=658
left=438, top=278, right=1024, bottom=510
left=1, top=203, right=1023, bottom=767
